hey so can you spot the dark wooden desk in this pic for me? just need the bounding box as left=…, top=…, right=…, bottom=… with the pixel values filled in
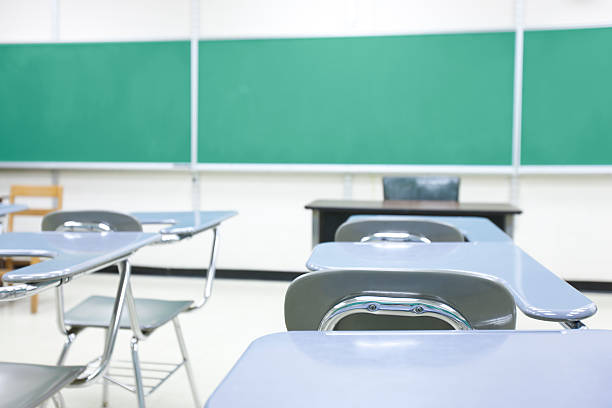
left=305, top=199, right=522, bottom=246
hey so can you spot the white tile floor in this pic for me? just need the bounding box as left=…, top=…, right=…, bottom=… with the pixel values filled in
left=1, top=274, right=611, bottom=407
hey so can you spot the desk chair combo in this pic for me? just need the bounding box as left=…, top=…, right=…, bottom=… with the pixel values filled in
left=335, top=215, right=512, bottom=243
left=311, top=216, right=520, bottom=330
left=0, top=184, right=64, bottom=313
left=0, top=231, right=159, bottom=408
left=207, top=217, right=601, bottom=407
left=42, top=210, right=236, bottom=408
left=303, top=241, right=595, bottom=330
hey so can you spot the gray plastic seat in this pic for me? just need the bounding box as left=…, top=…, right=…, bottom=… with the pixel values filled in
left=64, top=296, right=192, bottom=333
left=42, top=210, right=201, bottom=408
left=0, top=362, right=84, bottom=408
left=335, top=216, right=465, bottom=242
left=383, top=176, right=460, bottom=201
left=285, top=269, right=516, bottom=331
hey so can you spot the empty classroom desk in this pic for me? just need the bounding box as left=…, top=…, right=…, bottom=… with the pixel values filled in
left=131, top=210, right=237, bottom=305
left=335, top=215, right=512, bottom=243
left=205, top=330, right=612, bottom=408
left=306, top=242, right=596, bottom=327
left=41, top=210, right=236, bottom=408
left=0, top=231, right=159, bottom=408
left=1, top=232, right=159, bottom=285
left=131, top=211, right=237, bottom=238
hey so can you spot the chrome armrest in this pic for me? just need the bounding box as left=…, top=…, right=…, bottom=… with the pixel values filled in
left=361, top=232, right=432, bottom=244
left=0, top=280, right=60, bottom=301
left=319, top=295, right=472, bottom=331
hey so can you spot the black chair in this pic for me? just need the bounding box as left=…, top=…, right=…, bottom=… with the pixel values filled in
left=383, top=176, right=460, bottom=201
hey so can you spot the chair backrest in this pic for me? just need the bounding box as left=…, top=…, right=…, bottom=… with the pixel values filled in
left=383, top=176, right=460, bottom=201
left=42, top=210, right=142, bottom=232
left=285, top=269, right=516, bottom=331
left=335, top=216, right=465, bottom=242
left=8, top=185, right=63, bottom=232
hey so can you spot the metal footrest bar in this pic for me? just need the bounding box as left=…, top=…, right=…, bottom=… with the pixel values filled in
left=103, top=359, right=185, bottom=397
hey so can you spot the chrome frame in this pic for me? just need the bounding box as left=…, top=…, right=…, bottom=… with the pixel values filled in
left=560, top=320, right=587, bottom=330
left=361, top=231, right=432, bottom=244
left=189, top=226, right=219, bottom=311
left=56, top=220, right=112, bottom=232
left=319, top=295, right=473, bottom=331
left=65, top=259, right=133, bottom=386
left=97, top=227, right=217, bottom=408
left=50, top=392, right=65, bottom=408
left=0, top=280, right=61, bottom=301
left=0, top=249, right=136, bottom=406
left=52, top=222, right=219, bottom=408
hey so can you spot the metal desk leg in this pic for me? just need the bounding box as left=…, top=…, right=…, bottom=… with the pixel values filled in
left=130, top=337, right=146, bottom=408
left=190, top=227, right=219, bottom=310
left=504, top=214, right=515, bottom=238
left=173, top=318, right=201, bottom=408
left=50, top=392, right=65, bottom=408
left=102, top=351, right=110, bottom=407
left=56, top=286, right=75, bottom=365
left=312, top=210, right=320, bottom=248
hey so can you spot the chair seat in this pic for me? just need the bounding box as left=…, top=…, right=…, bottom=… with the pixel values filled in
left=0, top=362, right=84, bottom=408
left=65, top=295, right=193, bottom=332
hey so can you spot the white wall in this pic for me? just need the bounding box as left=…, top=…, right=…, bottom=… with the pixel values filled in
left=1, top=0, right=611, bottom=280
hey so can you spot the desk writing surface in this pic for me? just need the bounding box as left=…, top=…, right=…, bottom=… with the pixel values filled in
left=206, top=330, right=612, bottom=408
left=1, top=232, right=160, bottom=284
left=131, top=211, right=237, bottom=236
left=0, top=204, right=27, bottom=216
left=345, top=215, right=512, bottom=242
left=306, top=199, right=522, bottom=214
left=306, top=242, right=596, bottom=322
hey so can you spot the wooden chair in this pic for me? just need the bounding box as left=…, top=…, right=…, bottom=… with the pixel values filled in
left=0, top=185, right=63, bottom=313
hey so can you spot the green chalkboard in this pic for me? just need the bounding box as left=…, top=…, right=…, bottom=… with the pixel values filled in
left=199, top=33, right=515, bottom=165
left=522, top=28, right=612, bottom=165
left=0, top=41, right=190, bottom=163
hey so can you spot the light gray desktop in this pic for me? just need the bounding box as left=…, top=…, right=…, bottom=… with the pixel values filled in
left=205, top=330, right=612, bottom=408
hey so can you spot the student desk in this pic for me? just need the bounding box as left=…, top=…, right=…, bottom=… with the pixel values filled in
left=131, top=211, right=237, bottom=303
left=305, top=199, right=521, bottom=246
left=205, top=330, right=612, bottom=408
left=1, top=232, right=159, bottom=285
left=340, top=215, right=512, bottom=243
left=0, top=231, right=159, bottom=408
left=131, top=211, right=237, bottom=238
left=306, top=242, right=596, bottom=326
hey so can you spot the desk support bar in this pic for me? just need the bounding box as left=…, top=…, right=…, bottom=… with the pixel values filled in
left=561, top=320, right=587, bottom=330
left=126, top=276, right=146, bottom=341
left=319, top=295, right=473, bottom=331
left=189, top=227, right=219, bottom=311
left=0, top=280, right=60, bottom=301
left=69, top=259, right=132, bottom=387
